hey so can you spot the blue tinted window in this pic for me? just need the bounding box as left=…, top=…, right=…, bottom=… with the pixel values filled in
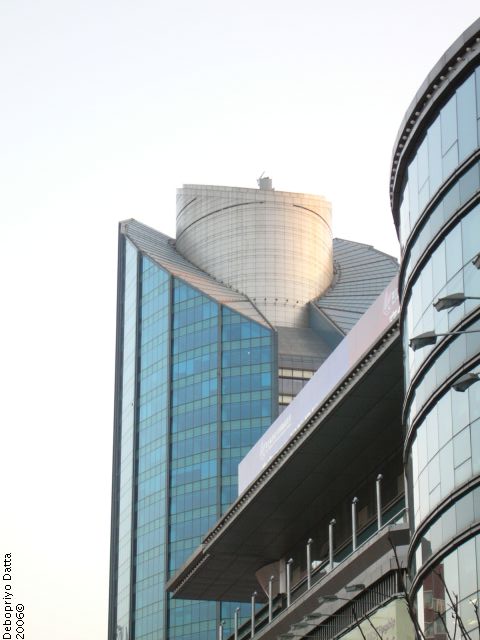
left=134, top=257, right=170, bottom=639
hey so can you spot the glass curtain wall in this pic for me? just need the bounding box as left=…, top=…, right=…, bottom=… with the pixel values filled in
left=169, top=288, right=274, bottom=640
left=397, top=61, right=480, bottom=639
left=111, top=247, right=275, bottom=640
left=168, top=281, right=220, bottom=640
left=134, top=257, right=170, bottom=639
left=115, top=239, right=139, bottom=640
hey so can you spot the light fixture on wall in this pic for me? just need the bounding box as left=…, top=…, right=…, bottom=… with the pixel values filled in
left=433, top=292, right=480, bottom=311
left=409, top=329, right=480, bottom=350
left=452, top=371, right=480, bottom=392
left=409, top=330, right=438, bottom=350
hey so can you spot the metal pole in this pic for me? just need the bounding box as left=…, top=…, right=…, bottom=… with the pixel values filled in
left=286, top=558, right=293, bottom=607
left=251, top=591, right=256, bottom=638
left=268, top=575, right=274, bottom=623
left=218, top=620, right=224, bottom=640
left=306, top=538, right=313, bottom=590
left=234, top=607, right=240, bottom=640
left=376, top=474, right=383, bottom=530
left=329, top=519, right=336, bottom=571
left=351, top=497, right=359, bottom=551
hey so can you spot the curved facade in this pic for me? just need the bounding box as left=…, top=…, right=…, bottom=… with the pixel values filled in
left=390, top=18, right=480, bottom=639
left=176, top=183, right=333, bottom=328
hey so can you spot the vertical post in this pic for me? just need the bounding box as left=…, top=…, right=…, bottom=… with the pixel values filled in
left=329, top=519, right=336, bottom=571
left=218, top=620, right=224, bottom=640
left=234, top=607, right=240, bottom=640
left=403, top=466, right=409, bottom=522
left=268, top=576, right=275, bottom=623
left=351, top=497, right=359, bottom=551
left=251, top=592, right=256, bottom=638
left=286, top=558, right=293, bottom=607
left=376, top=474, right=383, bottom=530
left=306, top=538, right=313, bottom=590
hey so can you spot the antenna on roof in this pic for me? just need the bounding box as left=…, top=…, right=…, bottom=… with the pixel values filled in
left=257, top=172, right=273, bottom=190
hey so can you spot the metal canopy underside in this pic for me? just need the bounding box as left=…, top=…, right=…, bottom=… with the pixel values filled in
left=167, top=330, right=402, bottom=603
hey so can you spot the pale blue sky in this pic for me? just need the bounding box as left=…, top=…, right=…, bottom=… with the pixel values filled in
left=1, top=2, right=479, bottom=638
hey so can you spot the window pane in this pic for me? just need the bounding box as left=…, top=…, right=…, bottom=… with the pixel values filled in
left=457, top=73, right=477, bottom=161
left=462, top=203, right=480, bottom=262
left=428, top=116, right=443, bottom=194
left=441, top=94, right=458, bottom=154
left=453, top=427, right=470, bottom=467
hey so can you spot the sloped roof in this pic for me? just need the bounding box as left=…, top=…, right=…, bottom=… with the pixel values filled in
left=315, top=238, right=399, bottom=335
left=121, top=219, right=271, bottom=328
left=121, top=221, right=399, bottom=340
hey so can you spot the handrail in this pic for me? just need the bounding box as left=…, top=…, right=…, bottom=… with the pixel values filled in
left=234, top=594, right=284, bottom=640
left=225, top=500, right=407, bottom=640
left=282, top=500, right=407, bottom=606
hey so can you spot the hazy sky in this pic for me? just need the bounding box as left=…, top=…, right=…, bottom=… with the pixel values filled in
left=1, top=2, right=479, bottom=638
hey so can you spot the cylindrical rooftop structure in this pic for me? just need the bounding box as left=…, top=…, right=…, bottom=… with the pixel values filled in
left=175, top=182, right=333, bottom=327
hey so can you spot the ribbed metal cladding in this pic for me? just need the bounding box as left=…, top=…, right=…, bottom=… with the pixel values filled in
left=175, top=184, right=333, bottom=328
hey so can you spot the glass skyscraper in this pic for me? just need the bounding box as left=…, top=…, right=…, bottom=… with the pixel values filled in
left=110, top=222, right=276, bottom=640
left=109, top=183, right=398, bottom=640
left=390, top=17, right=480, bottom=639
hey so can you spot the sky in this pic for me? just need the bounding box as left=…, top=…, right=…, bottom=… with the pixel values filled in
left=1, top=2, right=479, bottom=638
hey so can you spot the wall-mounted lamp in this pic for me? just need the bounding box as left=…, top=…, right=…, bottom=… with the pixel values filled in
left=409, top=330, right=438, bottom=350
left=345, top=583, right=365, bottom=593
left=318, top=594, right=338, bottom=604
left=409, top=328, right=480, bottom=350
left=433, top=292, right=480, bottom=311
left=452, top=371, right=480, bottom=392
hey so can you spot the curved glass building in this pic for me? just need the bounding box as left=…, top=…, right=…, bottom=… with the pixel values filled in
left=390, top=18, right=480, bottom=639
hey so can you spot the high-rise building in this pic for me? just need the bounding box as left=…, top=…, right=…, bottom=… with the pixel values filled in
left=108, top=181, right=398, bottom=640
left=167, top=276, right=410, bottom=640
left=159, top=18, right=480, bottom=640
left=390, top=17, right=480, bottom=640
